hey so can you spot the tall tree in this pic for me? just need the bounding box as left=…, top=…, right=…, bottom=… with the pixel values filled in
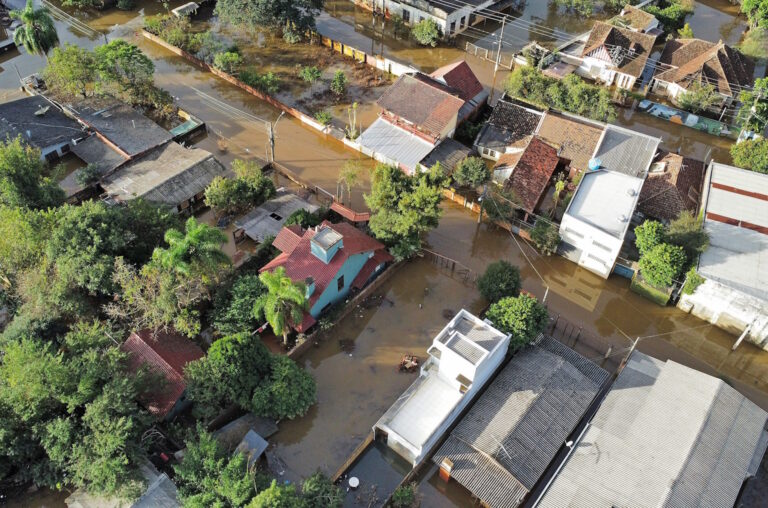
left=10, top=0, right=59, bottom=61
left=0, top=137, right=64, bottom=210
left=152, top=217, right=229, bottom=283
left=337, top=159, right=361, bottom=205
left=253, top=267, right=307, bottom=347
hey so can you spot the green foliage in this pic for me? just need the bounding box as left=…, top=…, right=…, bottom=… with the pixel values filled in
left=189, top=30, right=226, bottom=63
left=330, top=70, right=348, bottom=97
left=212, top=274, right=267, bottom=335
left=738, top=27, right=768, bottom=61
left=634, top=220, right=665, bottom=257
left=529, top=220, right=561, bottom=256
left=638, top=243, right=686, bottom=287
left=248, top=480, right=305, bottom=508
left=151, top=216, right=230, bottom=283
left=0, top=321, right=150, bottom=497
left=338, top=159, right=363, bottom=204
left=477, top=260, right=521, bottom=303
left=412, top=18, right=440, bottom=47
left=365, top=164, right=443, bottom=260
left=391, top=483, right=417, bottom=508
left=504, top=67, right=616, bottom=122
left=75, top=163, right=103, bottom=187
left=677, top=82, right=720, bottom=113
left=486, top=294, right=549, bottom=350
left=214, top=0, right=324, bottom=41
left=682, top=267, right=705, bottom=295
left=95, top=39, right=154, bottom=91
left=677, top=22, right=694, bottom=38
left=452, top=157, right=489, bottom=188
left=645, top=0, right=694, bottom=32
left=738, top=78, right=768, bottom=135
left=214, top=51, right=244, bottom=74
left=553, top=0, right=596, bottom=17
left=314, top=110, right=333, bottom=126
left=10, top=0, right=59, bottom=58
left=185, top=333, right=273, bottom=419
left=241, top=68, right=281, bottom=94
left=251, top=355, right=317, bottom=420
left=205, top=160, right=276, bottom=216
left=455, top=120, right=483, bottom=145
left=666, top=210, right=709, bottom=262
left=43, top=44, right=97, bottom=98
left=299, top=66, right=322, bottom=83
left=254, top=266, right=307, bottom=346
left=742, top=0, right=768, bottom=30
left=174, top=426, right=258, bottom=507
left=284, top=208, right=326, bottom=229
left=0, top=136, right=64, bottom=210
left=301, top=472, right=342, bottom=508
left=116, top=0, right=136, bottom=10
left=731, top=138, right=768, bottom=174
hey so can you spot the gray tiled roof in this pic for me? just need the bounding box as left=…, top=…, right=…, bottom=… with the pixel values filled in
left=432, top=336, right=608, bottom=508
left=593, top=124, right=659, bottom=178
left=538, top=352, right=768, bottom=508
left=0, top=96, right=84, bottom=150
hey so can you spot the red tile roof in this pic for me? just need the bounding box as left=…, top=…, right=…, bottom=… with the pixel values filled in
left=637, top=151, right=705, bottom=222
left=120, top=330, right=204, bottom=418
left=262, top=221, right=391, bottom=310
left=330, top=201, right=371, bottom=222
left=377, top=74, right=464, bottom=137
left=352, top=249, right=393, bottom=289
left=499, top=137, right=561, bottom=213
left=430, top=61, right=484, bottom=102
left=272, top=225, right=304, bottom=254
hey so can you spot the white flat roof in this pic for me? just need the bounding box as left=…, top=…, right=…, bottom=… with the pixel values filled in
left=385, top=374, right=462, bottom=449
left=707, top=162, right=768, bottom=229
left=358, top=117, right=435, bottom=172
left=567, top=170, right=644, bottom=238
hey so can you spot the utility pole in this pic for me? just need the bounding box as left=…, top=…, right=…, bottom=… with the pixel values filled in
left=739, top=88, right=765, bottom=139
left=267, top=111, right=285, bottom=164
left=489, top=16, right=506, bottom=105
left=477, top=183, right=487, bottom=224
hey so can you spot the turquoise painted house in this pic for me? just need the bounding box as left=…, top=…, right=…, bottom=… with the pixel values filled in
left=260, top=221, right=393, bottom=331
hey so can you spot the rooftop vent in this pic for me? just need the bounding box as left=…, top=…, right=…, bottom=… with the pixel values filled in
left=626, top=188, right=636, bottom=197
left=650, top=161, right=667, bottom=173
left=617, top=214, right=628, bottom=222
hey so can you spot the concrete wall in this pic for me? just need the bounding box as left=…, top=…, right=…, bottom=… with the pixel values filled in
left=559, top=213, right=622, bottom=279
left=309, top=251, right=375, bottom=317
left=679, top=279, right=768, bottom=351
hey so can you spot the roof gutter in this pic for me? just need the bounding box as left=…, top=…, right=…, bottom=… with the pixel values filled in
left=529, top=421, right=592, bottom=507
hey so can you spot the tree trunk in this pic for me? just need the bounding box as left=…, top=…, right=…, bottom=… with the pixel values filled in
left=283, top=331, right=289, bottom=348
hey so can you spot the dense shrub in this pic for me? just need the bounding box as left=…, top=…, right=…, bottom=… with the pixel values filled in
left=412, top=19, right=440, bottom=46
left=638, top=243, right=686, bottom=288
left=213, top=51, right=243, bottom=74
left=634, top=220, right=665, bottom=257
left=477, top=260, right=521, bottom=303
left=452, top=156, right=489, bottom=188
left=240, top=68, right=280, bottom=94
left=330, top=70, right=348, bottom=97
left=486, top=294, right=549, bottom=350
left=299, top=65, right=322, bottom=83
left=530, top=220, right=561, bottom=256
left=731, top=138, right=768, bottom=174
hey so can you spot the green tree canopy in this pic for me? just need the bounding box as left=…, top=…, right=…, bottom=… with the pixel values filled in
left=452, top=157, right=489, bottom=188
left=205, top=160, right=275, bottom=216
left=254, top=267, right=307, bottom=347
left=412, top=18, right=441, bottom=47
left=738, top=77, right=768, bottom=134
left=301, top=472, right=342, bottom=508
left=731, top=138, right=768, bottom=174
left=248, top=480, right=306, bottom=508
left=530, top=220, right=561, bottom=256
left=213, top=274, right=268, bottom=335
left=43, top=44, right=97, bottom=98
left=214, top=0, right=324, bottom=42
left=742, top=0, right=768, bottom=29
left=10, top=0, right=59, bottom=59
left=665, top=210, right=709, bottom=262
left=677, top=82, right=720, bottom=113
left=251, top=355, right=317, bottom=420
left=677, top=22, right=694, bottom=38
left=151, top=217, right=230, bottom=283
left=638, top=243, right=687, bottom=287
left=634, top=220, right=665, bottom=257
left=477, top=260, right=521, bottom=303
left=94, top=39, right=155, bottom=92
left=0, top=137, right=64, bottom=210
left=486, top=294, right=549, bottom=350
left=365, top=164, right=443, bottom=260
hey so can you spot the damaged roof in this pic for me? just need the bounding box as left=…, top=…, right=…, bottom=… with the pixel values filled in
left=637, top=151, right=705, bottom=222
left=476, top=98, right=543, bottom=150
left=498, top=137, right=561, bottom=214
left=0, top=95, right=84, bottom=150
left=582, top=21, right=656, bottom=78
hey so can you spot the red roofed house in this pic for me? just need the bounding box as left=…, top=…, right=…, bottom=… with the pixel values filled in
left=492, top=136, right=563, bottom=219
left=636, top=151, right=705, bottom=223
left=429, top=60, right=488, bottom=123
left=120, top=329, right=204, bottom=420
left=261, top=221, right=393, bottom=332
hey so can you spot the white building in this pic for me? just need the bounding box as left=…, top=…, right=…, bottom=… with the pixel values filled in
left=375, top=0, right=495, bottom=38
left=679, top=162, right=768, bottom=350
left=559, top=125, right=660, bottom=278
left=373, top=309, right=510, bottom=467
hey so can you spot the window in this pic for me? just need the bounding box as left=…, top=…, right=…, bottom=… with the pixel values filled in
left=592, top=240, right=611, bottom=252
left=337, top=275, right=344, bottom=291
left=449, top=21, right=456, bottom=34
left=402, top=9, right=410, bottom=22
left=460, top=16, right=465, bottom=28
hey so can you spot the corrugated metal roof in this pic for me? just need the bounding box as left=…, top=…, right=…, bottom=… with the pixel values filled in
left=593, top=124, right=659, bottom=178
left=358, top=117, right=435, bottom=172
left=432, top=336, right=608, bottom=508
left=538, top=352, right=768, bottom=508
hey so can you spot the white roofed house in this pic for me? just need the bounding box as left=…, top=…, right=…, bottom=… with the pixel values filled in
left=373, top=310, right=510, bottom=467
left=678, top=162, right=768, bottom=351
left=559, top=124, right=660, bottom=278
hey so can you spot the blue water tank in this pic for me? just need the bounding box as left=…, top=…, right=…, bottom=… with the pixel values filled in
left=588, top=158, right=601, bottom=171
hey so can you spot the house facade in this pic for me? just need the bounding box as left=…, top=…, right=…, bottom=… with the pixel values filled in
left=372, top=0, right=495, bottom=38
left=260, top=221, right=393, bottom=331
left=577, top=21, right=656, bottom=90
left=650, top=39, right=754, bottom=108
left=374, top=310, right=510, bottom=467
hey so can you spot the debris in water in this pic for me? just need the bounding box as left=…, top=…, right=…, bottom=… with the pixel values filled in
left=339, top=339, right=355, bottom=354
left=399, top=354, right=420, bottom=372
left=442, top=308, right=456, bottom=320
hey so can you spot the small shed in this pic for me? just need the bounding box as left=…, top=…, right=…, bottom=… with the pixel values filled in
left=171, top=2, right=199, bottom=18
left=233, top=190, right=319, bottom=243
left=236, top=430, right=269, bottom=469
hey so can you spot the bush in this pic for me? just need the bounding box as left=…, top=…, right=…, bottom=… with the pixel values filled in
left=634, top=220, right=665, bottom=257
left=678, top=82, right=720, bottom=113
left=330, top=70, right=347, bottom=97
left=486, top=294, right=549, bottom=350
left=412, top=18, right=441, bottom=47
left=251, top=355, right=317, bottom=420
left=302, top=472, right=343, bottom=508
left=645, top=0, right=694, bottom=32
left=116, top=0, right=135, bottom=10
left=477, top=260, right=521, bottom=303
left=530, top=220, right=560, bottom=256
left=638, top=243, right=686, bottom=288
left=284, top=208, right=326, bottom=229
left=666, top=210, right=708, bottom=262
left=452, top=156, right=489, bottom=188
left=75, top=163, right=102, bottom=187
left=391, top=483, right=417, bottom=508
left=204, top=160, right=276, bottom=215
left=240, top=68, right=280, bottom=94
left=212, top=274, right=266, bottom=335
left=314, top=110, right=333, bottom=126
left=299, top=65, right=322, bottom=84
left=731, top=138, right=768, bottom=174
left=164, top=27, right=189, bottom=48
left=682, top=267, right=705, bottom=295
left=189, top=30, right=225, bottom=63
left=213, top=51, right=243, bottom=74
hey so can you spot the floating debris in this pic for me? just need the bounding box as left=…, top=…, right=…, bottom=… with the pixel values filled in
left=339, top=339, right=355, bottom=354
left=399, top=354, right=420, bottom=373
left=442, top=308, right=456, bottom=320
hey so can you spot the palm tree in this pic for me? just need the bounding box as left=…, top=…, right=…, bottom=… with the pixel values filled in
left=254, top=267, right=307, bottom=347
left=10, top=0, right=59, bottom=61
left=337, top=159, right=361, bottom=206
left=152, top=217, right=229, bottom=282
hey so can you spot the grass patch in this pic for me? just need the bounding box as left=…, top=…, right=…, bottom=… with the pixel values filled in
left=739, top=28, right=768, bottom=62
left=630, top=273, right=671, bottom=306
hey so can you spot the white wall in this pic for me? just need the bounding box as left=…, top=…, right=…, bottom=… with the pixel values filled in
left=560, top=213, right=623, bottom=278
left=383, top=0, right=484, bottom=37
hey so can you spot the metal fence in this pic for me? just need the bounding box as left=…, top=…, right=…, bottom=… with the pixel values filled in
left=465, top=42, right=514, bottom=69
